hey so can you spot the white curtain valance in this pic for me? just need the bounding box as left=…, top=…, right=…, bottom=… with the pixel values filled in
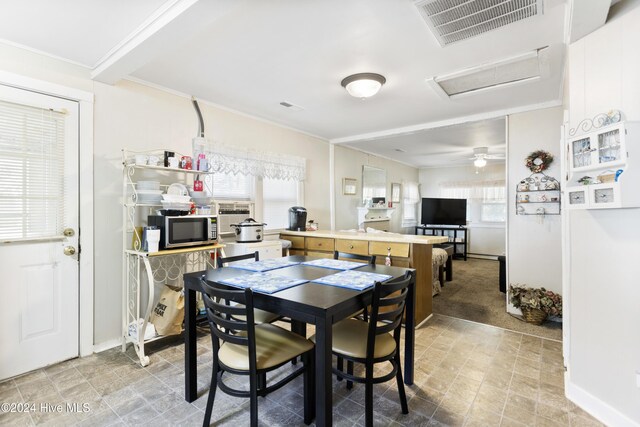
left=440, top=179, right=505, bottom=201
left=207, top=144, right=306, bottom=181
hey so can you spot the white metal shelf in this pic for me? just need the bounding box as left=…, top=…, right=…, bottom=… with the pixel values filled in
left=121, top=148, right=221, bottom=367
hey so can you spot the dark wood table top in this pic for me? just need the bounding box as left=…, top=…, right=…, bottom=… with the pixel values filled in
left=184, top=255, right=414, bottom=317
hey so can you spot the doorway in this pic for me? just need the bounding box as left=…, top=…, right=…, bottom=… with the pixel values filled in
left=0, top=84, right=80, bottom=380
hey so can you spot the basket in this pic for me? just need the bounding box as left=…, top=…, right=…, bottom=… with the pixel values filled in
left=598, top=172, right=616, bottom=183
left=521, top=307, right=547, bottom=325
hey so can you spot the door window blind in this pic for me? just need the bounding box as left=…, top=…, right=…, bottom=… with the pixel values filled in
left=0, top=99, right=66, bottom=240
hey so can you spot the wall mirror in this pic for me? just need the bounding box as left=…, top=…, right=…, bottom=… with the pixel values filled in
left=362, top=165, right=386, bottom=205
left=390, top=182, right=401, bottom=203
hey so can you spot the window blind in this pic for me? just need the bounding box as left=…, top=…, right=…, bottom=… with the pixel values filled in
left=0, top=99, right=66, bottom=240
left=210, top=172, right=253, bottom=200
left=263, top=178, right=298, bottom=229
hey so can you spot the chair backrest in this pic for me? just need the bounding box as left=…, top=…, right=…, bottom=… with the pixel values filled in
left=366, top=270, right=415, bottom=358
left=200, top=278, right=258, bottom=372
left=217, top=251, right=260, bottom=268
left=333, top=251, right=376, bottom=265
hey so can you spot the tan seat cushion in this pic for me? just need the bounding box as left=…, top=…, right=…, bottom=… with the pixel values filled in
left=232, top=308, right=281, bottom=324
left=432, top=248, right=448, bottom=266
left=218, top=323, right=313, bottom=371
left=310, top=318, right=396, bottom=359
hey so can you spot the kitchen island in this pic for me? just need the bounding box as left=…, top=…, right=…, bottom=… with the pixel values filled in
left=279, top=230, right=448, bottom=324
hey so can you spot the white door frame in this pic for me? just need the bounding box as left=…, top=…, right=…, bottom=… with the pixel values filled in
left=0, top=70, right=94, bottom=357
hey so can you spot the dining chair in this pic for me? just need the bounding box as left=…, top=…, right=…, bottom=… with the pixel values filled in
left=333, top=250, right=376, bottom=265
left=200, top=279, right=315, bottom=427
left=310, top=270, right=414, bottom=427
left=216, top=251, right=280, bottom=324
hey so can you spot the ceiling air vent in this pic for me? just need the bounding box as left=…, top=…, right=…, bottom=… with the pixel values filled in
left=427, top=47, right=548, bottom=99
left=279, top=101, right=304, bottom=111
left=415, top=0, right=543, bottom=46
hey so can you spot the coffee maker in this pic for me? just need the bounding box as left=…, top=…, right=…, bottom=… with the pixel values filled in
left=288, top=206, right=307, bottom=231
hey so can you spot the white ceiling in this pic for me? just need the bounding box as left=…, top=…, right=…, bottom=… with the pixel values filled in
left=0, top=0, right=607, bottom=164
left=130, top=0, right=567, bottom=140
left=343, top=117, right=506, bottom=168
left=0, top=0, right=167, bottom=67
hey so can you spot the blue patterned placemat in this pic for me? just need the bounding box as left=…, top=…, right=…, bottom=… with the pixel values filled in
left=228, top=258, right=300, bottom=272
left=301, top=258, right=367, bottom=270
left=219, top=271, right=308, bottom=294
left=313, top=270, right=392, bottom=291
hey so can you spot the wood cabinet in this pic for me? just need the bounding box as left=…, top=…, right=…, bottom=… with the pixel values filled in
left=280, top=231, right=438, bottom=324
left=335, top=239, right=368, bottom=256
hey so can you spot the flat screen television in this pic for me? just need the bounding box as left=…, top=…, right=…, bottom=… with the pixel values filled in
left=421, top=198, right=467, bottom=226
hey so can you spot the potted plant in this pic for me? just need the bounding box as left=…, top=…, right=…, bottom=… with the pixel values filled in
left=509, top=285, right=562, bottom=325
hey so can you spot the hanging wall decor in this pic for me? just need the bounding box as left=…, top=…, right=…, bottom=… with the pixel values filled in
left=525, top=150, right=554, bottom=173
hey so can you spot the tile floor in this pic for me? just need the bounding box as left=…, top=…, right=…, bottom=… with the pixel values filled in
left=0, top=314, right=603, bottom=426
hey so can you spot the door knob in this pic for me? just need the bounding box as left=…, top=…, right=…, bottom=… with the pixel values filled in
left=63, top=246, right=76, bottom=256
left=63, top=228, right=75, bottom=237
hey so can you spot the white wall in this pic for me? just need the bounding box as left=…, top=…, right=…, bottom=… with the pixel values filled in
left=92, top=80, right=332, bottom=345
left=0, top=43, right=333, bottom=347
left=507, top=107, right=564, bottom=301
left=566, top=1, right=640, bottom=425
left=333, top=145, right=419, bottom=233
left=419, top=164, right=506, bottom=256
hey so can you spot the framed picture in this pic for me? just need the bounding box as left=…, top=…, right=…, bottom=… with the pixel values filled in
left=343, top=178, right=357, bottom=195
left=390, top=182, right=401, bottom=203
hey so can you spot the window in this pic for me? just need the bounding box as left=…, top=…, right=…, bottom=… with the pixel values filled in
left=210, top=173, right=253, bottom=200
left=262, top=178, right=299, bottom=230
left=0, top=100, right=65, bottom=240
left=402, top=181, right=420, bottom=227
left=441, top=180, right=506, bottom=223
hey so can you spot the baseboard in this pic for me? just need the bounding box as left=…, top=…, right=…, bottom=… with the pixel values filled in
left=416, top=313, right=433, bottom=328
left=93, top=338, right=122, bottom=354
left=565, top=379, right=640, bottom=427
left=467, top=253, right=499, bottom=260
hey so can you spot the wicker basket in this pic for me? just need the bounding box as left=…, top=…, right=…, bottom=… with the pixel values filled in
left=521, top=307, right=547, bottom=325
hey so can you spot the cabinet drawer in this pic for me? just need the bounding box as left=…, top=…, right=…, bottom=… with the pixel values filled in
left=335, top=239, right=369, bottom=256
left=305, top=237, right=335, bottom=252
left=286, top=236, right=305, bottom=249
left=369, top=242, right=410, bottom=258
left=289, top=249, right=305, bottom=256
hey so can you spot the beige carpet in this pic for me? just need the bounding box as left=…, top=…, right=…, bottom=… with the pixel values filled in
left=432, top=258, right=562, bottom=341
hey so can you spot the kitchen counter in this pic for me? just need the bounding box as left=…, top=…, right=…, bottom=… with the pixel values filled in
left=280, top=229, right=448, bottom=245
left=279, top=230, right=449, bottom=324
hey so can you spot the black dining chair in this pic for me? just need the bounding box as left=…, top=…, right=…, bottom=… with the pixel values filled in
left=332, top=250, right=376, bottom=378
left=200, top=279, right=315, bottom=427
left=310, top=270, right=415, bottom=427
left=216, top=251, right=280, bottom=324
left=333, top=251, right=376, bottom=265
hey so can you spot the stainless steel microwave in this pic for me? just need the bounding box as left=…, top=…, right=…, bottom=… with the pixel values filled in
left=147, top=215, right=218, bottom=249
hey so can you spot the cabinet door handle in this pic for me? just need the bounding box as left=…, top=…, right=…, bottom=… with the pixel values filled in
left=349, top=245, right=354, bottom=249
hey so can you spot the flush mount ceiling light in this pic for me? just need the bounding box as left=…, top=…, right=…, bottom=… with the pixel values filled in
left=473, top=158, right=487, bottom=168
left=341, top=73, right=386, bottom=98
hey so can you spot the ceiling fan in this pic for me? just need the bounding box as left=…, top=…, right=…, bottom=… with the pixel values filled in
left=469, top=147, right=505, bottom=168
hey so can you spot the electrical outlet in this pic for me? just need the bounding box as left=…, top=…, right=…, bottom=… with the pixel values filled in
left=636, top=371, right=640, bottom=388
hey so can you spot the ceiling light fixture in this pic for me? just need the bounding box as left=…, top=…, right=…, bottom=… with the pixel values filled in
left=341, top=73, right=386, bottom=98
left=473, top=158, right=487, bottom=168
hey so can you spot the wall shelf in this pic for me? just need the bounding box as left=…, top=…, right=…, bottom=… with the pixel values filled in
left=515, top=173, right=561, bottom=215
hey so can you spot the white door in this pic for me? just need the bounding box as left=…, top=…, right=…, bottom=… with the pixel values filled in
left=0, top=85, right=79, bottom=380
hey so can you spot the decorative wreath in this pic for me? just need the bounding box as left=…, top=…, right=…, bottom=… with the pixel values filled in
left=526, top=150, right=554, bottom=173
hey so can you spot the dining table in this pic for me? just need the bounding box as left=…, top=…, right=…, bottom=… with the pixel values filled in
left=183, top=255, right=416, bottom=427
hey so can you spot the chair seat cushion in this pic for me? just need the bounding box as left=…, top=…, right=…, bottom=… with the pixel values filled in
left=432, top=248, right=448, bottom=266
left=218, top=323, right=313, bottom=371
left=309, top=318, right=396, bottom=359
left=232, top=308, right=281, bottom=324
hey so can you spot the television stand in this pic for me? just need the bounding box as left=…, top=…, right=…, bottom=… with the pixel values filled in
left=415, top=225, right=468, bottom=261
